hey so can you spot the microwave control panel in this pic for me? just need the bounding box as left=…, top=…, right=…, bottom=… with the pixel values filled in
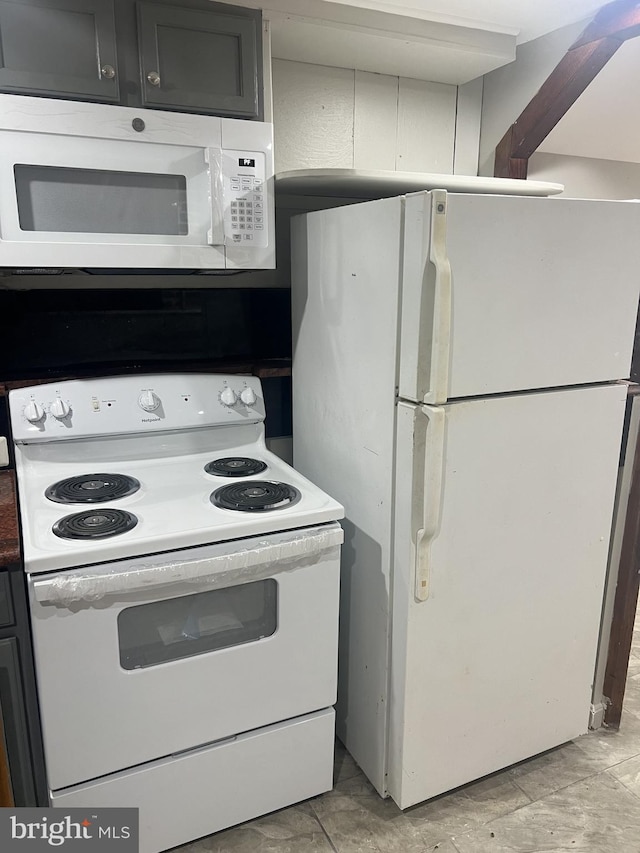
left=221, top=150, right=268, bottom=248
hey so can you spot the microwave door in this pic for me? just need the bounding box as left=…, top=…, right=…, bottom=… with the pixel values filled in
left=0, top=132, right=225, bottom=269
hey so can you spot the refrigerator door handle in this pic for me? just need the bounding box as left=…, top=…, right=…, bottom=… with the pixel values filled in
left=423, top=190, right=452, bottom=405
left=414, top=404, right=446, bottom=601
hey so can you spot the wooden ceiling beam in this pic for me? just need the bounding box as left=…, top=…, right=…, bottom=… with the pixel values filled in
left=506, top=37, right=622, bottom=162
left=574, top=0, right=640, bottom=47
left=494, top=0, right=640, bottom=179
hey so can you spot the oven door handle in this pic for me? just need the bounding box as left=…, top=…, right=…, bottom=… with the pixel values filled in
left=32, top=525, right=344, bottom=607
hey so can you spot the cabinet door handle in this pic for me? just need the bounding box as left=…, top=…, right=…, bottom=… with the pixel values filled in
left=101, top=64, right=116, bottom=80
left=147, top=71, right=161, bottom=87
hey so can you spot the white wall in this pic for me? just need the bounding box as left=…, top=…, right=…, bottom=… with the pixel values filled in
left=272, top=59, right=482, bottom=176
left=529, top=152, right=640, bottom=199
left=479, top=19, right=586, bottom=176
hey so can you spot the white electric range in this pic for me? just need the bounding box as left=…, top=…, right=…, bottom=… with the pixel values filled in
left=9, top=373, right=344, bottom=853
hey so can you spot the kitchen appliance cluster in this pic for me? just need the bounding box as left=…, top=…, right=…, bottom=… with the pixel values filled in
left=4, top=33, right=640, bottom=847
left=8, top=374, right=343, bottom=853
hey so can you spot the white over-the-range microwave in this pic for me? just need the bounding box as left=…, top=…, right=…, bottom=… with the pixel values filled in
left=0, top=94, right=275, bottom=270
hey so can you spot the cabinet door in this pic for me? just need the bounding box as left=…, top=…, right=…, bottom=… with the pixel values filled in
left=0, top=0, right=119, bottom=102
left=0, top=638, right=36, bottom=806
left=137, top=1, right=259, bottom=117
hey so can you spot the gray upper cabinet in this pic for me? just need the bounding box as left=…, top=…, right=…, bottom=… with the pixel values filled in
left=137, top=2, right=259, bottom=118
left=0, top=0, right=262, bottom=119
left=0, top=0, right=119, bottom=102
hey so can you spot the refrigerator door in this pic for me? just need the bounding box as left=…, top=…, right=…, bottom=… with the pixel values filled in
left=389, top=382, right=626, bottom=809
left=399, top=192, right=640, bottom=404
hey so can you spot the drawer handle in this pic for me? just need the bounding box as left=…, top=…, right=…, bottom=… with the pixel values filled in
left=147, top=71, right=161, bottom=87
left=101, top=64, right=116, bottom=80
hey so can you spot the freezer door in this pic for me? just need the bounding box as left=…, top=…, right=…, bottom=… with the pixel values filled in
left=389, top=383, right=626, bottom=808
left=399, top=192, right=640, bottom=403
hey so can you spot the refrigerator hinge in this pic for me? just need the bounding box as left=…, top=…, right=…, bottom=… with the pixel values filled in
left=589, top=696, right=611, bottom=730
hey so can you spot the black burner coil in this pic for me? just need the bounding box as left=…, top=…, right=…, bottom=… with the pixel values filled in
left=46, top=473, right=140, bottom=504
left=211, top=481, right=300, bottom=512
left=52, top=509, right=138, bottom=540
left=204, top=457, right=267, bottom=478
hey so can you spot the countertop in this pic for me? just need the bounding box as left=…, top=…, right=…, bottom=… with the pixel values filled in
left=0, top=470, right=20, bottom=565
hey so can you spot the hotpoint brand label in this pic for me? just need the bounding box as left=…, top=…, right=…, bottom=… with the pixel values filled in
left=0, top=809, right=138, bottom=851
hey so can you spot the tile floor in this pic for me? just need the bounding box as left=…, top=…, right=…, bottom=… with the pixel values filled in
left=180, top=623, right=640, bottom=853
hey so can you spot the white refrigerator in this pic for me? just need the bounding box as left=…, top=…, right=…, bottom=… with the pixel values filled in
left=290, top=189, right=640, bottom=809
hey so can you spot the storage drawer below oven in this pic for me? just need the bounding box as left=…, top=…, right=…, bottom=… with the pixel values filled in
left=51, top=708, right=335, bottom=853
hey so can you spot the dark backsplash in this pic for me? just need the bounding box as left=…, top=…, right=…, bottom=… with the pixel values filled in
left=0, top=287, right=292, bottom=437
left=0, top=288, right=291, bottom=375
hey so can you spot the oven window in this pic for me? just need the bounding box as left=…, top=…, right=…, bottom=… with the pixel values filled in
left=14, top=165, right=188, bottom=235
left=117, top=579, right=277, bottom=669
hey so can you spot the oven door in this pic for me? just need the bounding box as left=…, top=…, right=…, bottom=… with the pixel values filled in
left=29, top=523, right=341, bottom=792
left=0, top=95, right=274, bottom=269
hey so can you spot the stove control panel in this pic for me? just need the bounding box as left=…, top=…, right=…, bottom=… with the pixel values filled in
left=9, top=375, right=266, bottom=442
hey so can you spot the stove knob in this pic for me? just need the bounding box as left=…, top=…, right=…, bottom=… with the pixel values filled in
left=220, top=387, right=237, bottom=407
left=24, top=401, right=45, bottom=423
left=138, top=390, right=160, bottom=412
left=50, top=398, right=71, bottom=419
left=240, top=387, right=257, bottom=406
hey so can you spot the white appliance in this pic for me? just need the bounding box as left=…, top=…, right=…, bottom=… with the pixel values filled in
left=9, top=374, right=343, bottom=853
left=0, top=95, right=274, bottom=270
left=290, top=190, right=640, bottom=809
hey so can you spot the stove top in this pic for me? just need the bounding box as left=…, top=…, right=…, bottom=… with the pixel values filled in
left=9, top=374, right=344, bottom=574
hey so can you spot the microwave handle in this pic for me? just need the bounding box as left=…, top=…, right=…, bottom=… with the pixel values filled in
left=205, top=148, right=225, bottom=246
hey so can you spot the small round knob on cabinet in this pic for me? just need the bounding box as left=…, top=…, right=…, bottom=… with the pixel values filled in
left=50, top=399, right=70, bottom=419
left=220, top=387, right=237, bottom=407
left=147, top=71, right=161, bottom=87
left=24, top=402, right=45, bottom=423
left=138, top=390, right=160, bottom=412
left=101, top=64, right=116, bottom=80
left=240, top=387, right=257, bottom=406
